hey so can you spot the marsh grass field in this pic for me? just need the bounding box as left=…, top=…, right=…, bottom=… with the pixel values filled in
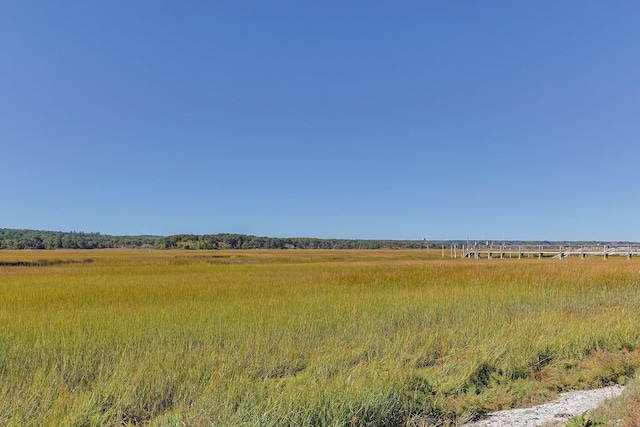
left=1, top=249, right=639, bottom=426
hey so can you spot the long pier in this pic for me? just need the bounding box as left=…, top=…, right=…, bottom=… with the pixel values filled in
left=447, top=244, right=640, bottom=260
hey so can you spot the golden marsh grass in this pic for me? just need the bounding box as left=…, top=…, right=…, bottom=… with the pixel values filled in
left=0, top=250, right=639, bottom=426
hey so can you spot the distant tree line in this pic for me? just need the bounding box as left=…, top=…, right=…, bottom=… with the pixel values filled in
left=1, top=229, right=631, bottom=251
left=0, top=229, right=157, bottom=250
left=155, top=234, right=429, bottom=250
left=0, top=229, right=430, bottom=250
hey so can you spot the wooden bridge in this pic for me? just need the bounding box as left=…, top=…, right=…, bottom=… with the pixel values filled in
left=448, top=244, right=640, bottom=260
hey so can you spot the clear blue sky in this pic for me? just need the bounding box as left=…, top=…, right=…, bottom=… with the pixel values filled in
left=2, top=2, right=639, bottom=240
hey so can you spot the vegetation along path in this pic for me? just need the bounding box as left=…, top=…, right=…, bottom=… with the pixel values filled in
left=464, top=385, right=624, bottom=426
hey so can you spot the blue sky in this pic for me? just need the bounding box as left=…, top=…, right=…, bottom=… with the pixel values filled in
left=2, top=2, right=639, bottom=240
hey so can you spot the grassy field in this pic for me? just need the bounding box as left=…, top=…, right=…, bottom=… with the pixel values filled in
left=0, top=249, right=639, bottom=426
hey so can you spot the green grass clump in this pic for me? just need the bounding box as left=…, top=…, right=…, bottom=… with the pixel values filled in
left=574, top=374, right=640, bottom=426
left=0, top=250, right=639, bottom=426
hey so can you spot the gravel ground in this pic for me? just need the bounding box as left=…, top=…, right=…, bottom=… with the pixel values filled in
left=463, top=385, right=624, bottom=427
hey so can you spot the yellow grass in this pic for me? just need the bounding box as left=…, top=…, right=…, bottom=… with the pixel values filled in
left=0, top=250, right=639, bottom=426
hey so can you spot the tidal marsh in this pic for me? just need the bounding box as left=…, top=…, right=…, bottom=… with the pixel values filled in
left=0, top=250, right=639, bottom=426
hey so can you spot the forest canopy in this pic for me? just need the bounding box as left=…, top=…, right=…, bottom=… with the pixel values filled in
left=0, top=229, right=625, bottom=250
left=0, top=229, right=429, bottom=250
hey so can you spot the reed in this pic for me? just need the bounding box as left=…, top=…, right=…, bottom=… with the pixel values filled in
left=0, top=250, right=639, bottom=426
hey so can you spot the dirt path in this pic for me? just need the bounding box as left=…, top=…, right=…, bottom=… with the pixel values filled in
left=463, top=385, right=624, bottom=427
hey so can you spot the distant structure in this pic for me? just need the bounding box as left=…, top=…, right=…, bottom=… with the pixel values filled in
left=445, top=243, right=640, bottom=260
